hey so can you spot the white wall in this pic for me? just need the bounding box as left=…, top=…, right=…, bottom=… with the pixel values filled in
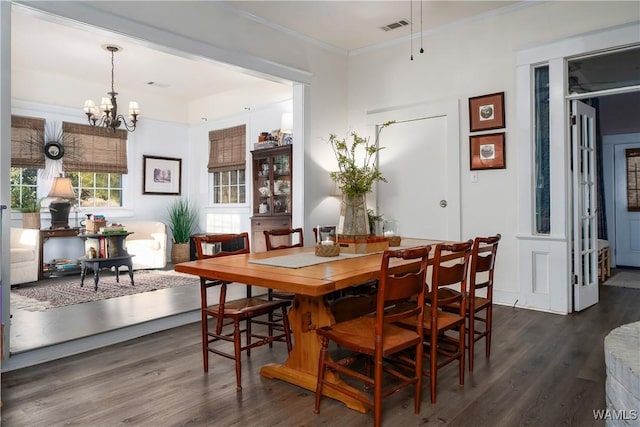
left=345, top=1, right=639, bottom=312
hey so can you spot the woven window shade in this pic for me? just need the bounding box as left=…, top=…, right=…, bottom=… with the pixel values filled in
left=208, top=125, right=246, bottom=173
left=11, top=115, right=45, bottom=168
left=62, top=122, right=128, bottom=174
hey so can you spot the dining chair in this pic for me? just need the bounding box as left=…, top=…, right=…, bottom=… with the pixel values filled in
left=263, top=228, right=302, bottom=339
left=193, top=233, right=292, bottom=391
left=314, top=246, right=431, bottom=427
left=399, top=240, right=472, bottom=404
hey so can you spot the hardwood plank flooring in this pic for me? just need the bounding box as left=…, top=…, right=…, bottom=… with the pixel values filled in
left=2, top=284, right=639, bottom=426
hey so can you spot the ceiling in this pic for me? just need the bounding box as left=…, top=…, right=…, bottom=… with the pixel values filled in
left=11, top=1, right=638, bottom=123
left=10, top=1, right=518, bottom=123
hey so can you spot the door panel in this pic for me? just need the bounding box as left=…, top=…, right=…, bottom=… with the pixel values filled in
left=614, top=144, right=640, bottom=267
left=572, top=100, right=599, bottom=311
left=377, top=116, right=450, bottom=240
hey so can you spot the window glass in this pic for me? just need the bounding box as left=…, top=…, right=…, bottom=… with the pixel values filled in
left=66, top=172, right=123, bottom=207
left=212, top=170, right=246, bottom=204
left=10, top=167, right=38, bottom=210
left=534, top=65, right=551, bottom=234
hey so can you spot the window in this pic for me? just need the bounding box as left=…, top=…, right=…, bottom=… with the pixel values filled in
left=10, top=168, right=38, bottom=210
left=208, top=125, right=246, bottom=204
left=534, top=65, right=551, bottom=234
left=67, top=172, right=123, bottom=207
left=212, top=170, right=246, bottom=203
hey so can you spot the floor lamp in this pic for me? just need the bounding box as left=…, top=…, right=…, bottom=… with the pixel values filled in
left=48, top=175, right=76, bottom=229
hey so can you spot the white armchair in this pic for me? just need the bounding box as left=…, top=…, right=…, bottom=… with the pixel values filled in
left=10, top=227, right=40, bottom=285
left=119, top=221, right=167, bottom=270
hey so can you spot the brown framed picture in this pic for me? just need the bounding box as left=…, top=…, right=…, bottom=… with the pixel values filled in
left=143, top=155, right=182, bottom=195
left=469, top=92, right=505, bottom=132
left=470, top=133, right=506, bottom=170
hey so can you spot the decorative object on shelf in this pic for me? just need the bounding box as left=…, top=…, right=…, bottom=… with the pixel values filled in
left=328, top=121, right=394, bottom=238
left=367, top=209, right=384, bottom=236
left=48, top=174, right=76, bottom=229
left=469, top=92, right=505, bottom=132
left=83, top=45, right=140, bottom=132
left=167, top=198, right=198, bottom=264
left=143, top=155, right=182, bottom=195
left=470, top=133, right=506, bottom=170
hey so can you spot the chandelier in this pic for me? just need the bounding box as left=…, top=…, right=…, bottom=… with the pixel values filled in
left=83, top=45, right=140, bottom=132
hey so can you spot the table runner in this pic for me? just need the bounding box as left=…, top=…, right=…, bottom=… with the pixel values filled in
left=248, top=251, right=370, bottom=269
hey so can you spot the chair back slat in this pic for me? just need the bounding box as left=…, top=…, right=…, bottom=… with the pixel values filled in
left=378, top=246, right=431, bottom=329
left=428, top=240, right=473, bottom=311
left=194, top=233, right=250, bottom=259
left=470, top=234, right=501, bottom=294
left=264, top=228, right=304, bottom=251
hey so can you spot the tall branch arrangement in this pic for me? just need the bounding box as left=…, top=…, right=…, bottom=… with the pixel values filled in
left=329, top=121, right=394, bottom=197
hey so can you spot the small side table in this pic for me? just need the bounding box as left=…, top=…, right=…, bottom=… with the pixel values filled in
left=78, top=232, right=135, bottom=291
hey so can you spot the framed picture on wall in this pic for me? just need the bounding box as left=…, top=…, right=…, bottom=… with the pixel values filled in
left=470, top=133, right=506, bottom=170
left=143, top=155, right=182, bottom=195
left=469, top=92, right=505, bottom=132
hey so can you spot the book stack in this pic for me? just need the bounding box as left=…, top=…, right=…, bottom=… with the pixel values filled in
left=99, top=224, right=128, bottom=235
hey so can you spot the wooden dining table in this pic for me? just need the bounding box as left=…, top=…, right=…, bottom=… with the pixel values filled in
left=174, top=238, right=441, bottom=413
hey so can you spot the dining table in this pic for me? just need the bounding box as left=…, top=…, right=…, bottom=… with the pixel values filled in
left=174, top=237, right=442, bottom=413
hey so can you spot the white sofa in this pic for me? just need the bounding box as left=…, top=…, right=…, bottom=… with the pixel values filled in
left=10, top=227, right=40, bottom=285
left=119, top=221, right=168, bottom=270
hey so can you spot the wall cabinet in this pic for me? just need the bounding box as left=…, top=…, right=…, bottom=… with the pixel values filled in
left=251, top=145, right=292, bottom=252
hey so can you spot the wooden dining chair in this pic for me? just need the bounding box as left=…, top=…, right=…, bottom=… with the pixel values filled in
left=314, top=246, right=431, bottom=427
left=399, top=240, right=472, bottom=404
left=193, top=233, right=292, bottom=391
left=446, top=234, right=501, bottom=372
left=263, top=228, right=302, bottom=338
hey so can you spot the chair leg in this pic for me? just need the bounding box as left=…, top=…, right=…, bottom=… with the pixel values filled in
left=468, top=311, right=475, bottom=373
left=430, top=332, right=437, bottom=404
left=233, top=320, right=243, bottom=392
left=281, top=306, right=292, bottom=352
left=485, top=306, right=493, bottom=359
left=202, top=311, right=209, bottom=372
left=314, top=337, right=329, bottom=414
left=374, top=352, right=383, bottom=427
left=246, top=318, right=251, bottom=358
left=459, top=321, right=465, bottom=386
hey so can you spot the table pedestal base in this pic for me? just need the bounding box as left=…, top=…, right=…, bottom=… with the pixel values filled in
left=259, top=294, right=370, bottom=413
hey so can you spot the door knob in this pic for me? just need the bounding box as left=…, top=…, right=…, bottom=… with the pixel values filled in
left=439, top=200, right=447, bottom=208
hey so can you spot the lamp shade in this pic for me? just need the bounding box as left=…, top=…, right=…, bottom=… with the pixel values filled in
left=48, top=176, right=76, bottom=200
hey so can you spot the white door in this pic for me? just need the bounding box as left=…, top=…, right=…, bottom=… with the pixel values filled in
left=377, top=116, right=451, bottom=240
left=572, top=100, right=599, bottom=311
left=614, top=144, right=640, bottom=267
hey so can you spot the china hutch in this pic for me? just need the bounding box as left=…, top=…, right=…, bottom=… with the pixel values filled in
left=251, top=145, right=292, bottom=252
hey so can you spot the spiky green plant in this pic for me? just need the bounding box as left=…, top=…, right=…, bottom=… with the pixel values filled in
left=167, top=198, right=198, bottom=243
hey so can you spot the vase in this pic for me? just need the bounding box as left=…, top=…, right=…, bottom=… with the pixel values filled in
left=171, top=242, right=190, bottom=264
left=338, top=193, right=369, bottom=239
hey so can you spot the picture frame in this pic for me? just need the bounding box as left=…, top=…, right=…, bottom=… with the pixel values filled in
left=142, top=155, right=182, bottom=195
left=470, top=133, right=506, bottom=170
left=469, top=92, right=505, bottom=132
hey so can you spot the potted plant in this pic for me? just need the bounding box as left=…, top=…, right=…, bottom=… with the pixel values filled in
left=328, top=121, right=394, bottom=237
left=19, top=198, right=43, bottom=229
left=167, top=198, right=198, bottom=264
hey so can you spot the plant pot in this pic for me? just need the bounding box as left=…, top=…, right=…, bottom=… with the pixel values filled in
left=338, top=193, right=369, bottom=238
left=23, top=212, right=41, bottom=229
left=171, top=242, right=191, bottom=264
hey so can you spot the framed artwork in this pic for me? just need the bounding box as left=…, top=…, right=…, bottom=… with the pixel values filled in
left=143, top=155, right=182, bottom=195
left=469, top=92, right=505, bottom=132
left=470, top=133, right=506, bottom=170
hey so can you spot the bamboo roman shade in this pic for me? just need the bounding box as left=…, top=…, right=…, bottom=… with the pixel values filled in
left=11, top=115, right=45, bottom=168
left=62, top=122, right=128, bottom=174
left=208, top=125, right=246, bottom=173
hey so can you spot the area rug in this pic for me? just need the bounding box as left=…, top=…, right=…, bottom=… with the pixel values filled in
left=604, top=269, right=640, bottom=290
left=11, top=270, right=200, bottom=311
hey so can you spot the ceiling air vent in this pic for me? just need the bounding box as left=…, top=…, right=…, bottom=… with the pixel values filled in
left=380, top=19, right=410, bottom=32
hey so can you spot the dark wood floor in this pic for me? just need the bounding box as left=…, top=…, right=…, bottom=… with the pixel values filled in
left=2, top=283, right=639, bottom=427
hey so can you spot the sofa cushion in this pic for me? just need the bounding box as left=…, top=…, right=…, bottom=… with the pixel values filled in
left=11, top=248, right=36, bottom=263
left=127, top=239, right=161, bottom=251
